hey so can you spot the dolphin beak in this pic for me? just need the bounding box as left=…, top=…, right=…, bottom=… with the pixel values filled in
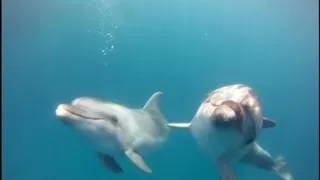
left=56, top=104, right=83, bottom=117
left=56, top=104, right=67, bottom=116
left=55, top=104, right=101, bottom=122
left=55, top=104, right=75, bottom=124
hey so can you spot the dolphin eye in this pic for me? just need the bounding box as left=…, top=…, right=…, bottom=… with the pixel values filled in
left=99, top=113, right=119, bottom=127
left=109, top=115, right=119, bottom=126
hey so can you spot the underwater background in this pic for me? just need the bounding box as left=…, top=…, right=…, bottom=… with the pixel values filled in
left=2, top=0, right=319, bottom=179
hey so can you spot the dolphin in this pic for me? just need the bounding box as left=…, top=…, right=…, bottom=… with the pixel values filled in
left=55, top=92, right=169, bottom=174
left=167, top=84, right=294, bottom=180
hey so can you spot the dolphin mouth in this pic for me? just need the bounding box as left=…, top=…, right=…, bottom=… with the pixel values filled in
left=56, top=104, right=101, bottom=120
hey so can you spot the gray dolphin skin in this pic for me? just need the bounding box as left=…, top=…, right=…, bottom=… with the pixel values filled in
left=55, top=92, right=169, bottom=174
left=167, top=84, right=294, bottom=180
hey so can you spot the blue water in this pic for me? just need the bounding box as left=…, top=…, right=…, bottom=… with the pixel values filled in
left=3, top=0, right=318, bottom=180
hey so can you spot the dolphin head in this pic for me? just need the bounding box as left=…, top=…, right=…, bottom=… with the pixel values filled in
left=55, top=97, right=123, bottom=145
left=56, top=97, right=119, bottom=125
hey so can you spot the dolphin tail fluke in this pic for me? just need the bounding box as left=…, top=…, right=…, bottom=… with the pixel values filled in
left=166, top=122, right=191, bottom=128
left=125, top=149, right=152, bottom=173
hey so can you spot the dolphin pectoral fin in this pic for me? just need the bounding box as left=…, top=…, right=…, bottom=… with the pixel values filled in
left=166, top=122, right=191, bottom=128
left=240, top=143, right=294, bottom=180
left=240, top=144, right=274, bottom=170
left=125, top=149, right=152, bottom=173
left=97, top=152, right=123, bottom=173
left=262, top=117, right=276, bottom=128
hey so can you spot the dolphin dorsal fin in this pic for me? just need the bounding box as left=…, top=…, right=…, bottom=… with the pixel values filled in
left=142, top=92, right=163, bottom=112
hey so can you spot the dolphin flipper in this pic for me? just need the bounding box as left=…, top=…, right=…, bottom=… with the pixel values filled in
left=262, top=117, right=276, bottom=128
left=240, top=143, right=294, bottom=180
left=97, top=152, right=123, bottom=173
left=125, top=149, right=152, bottom=173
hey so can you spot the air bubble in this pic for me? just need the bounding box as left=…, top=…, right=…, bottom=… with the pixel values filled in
left=88, top=0, right=119, bottom=58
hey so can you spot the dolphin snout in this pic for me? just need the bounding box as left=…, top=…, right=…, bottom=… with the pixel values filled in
left=55, top=104, right=74, bottom=124
left=56, top=104, right=68, bottom=117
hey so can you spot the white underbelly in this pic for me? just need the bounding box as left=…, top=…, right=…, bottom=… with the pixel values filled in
left=136, top=138, right=166, bottom=155
left=80, top=131, right=123, bottom=156
left=93, top=141, right=123, bottom=155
